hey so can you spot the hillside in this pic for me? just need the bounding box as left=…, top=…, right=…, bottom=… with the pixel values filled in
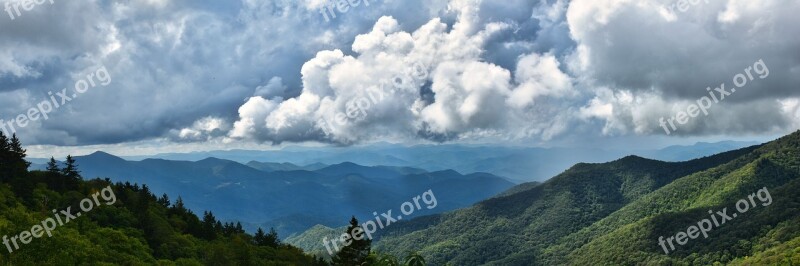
left=373, top=133, right=784, bottom=264
left=553, top=131, right=800, bottom=265
left=284, top=224, right=348, bottom=259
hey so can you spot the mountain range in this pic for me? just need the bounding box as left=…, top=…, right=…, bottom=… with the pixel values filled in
left=31, top=153, right=514, bottom=237
left=89, top=141, right=758, bottom=183
left=354, top=131, right=800, bottom=265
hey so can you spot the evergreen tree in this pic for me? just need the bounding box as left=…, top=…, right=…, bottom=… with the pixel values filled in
left=157, top=193, right=170, bottom=207
left=332, top=216, right=371, bottom=266
left=0, top=133, right=29, bottom=180
left=254, top=228, right=267, bottom=246
left=61, top=155, right=81, bottom=180
left=45, top=157, right=68, bottom=190
left=265, top=227, right=280, bottom=248
left=0, top=132, right=11, bottom=180
left=235, top=222, right=244, bottom=234
left=171, top=196, right=187, bottom=213
left=0, top=131, right=8, bottom=151
left=201, top=211, right=219, bottom=240
left=9, top=134, right=30, bottom=169
left=254, top=227, right=281, bottom=248
left=46, top=157, right=60, bottom=173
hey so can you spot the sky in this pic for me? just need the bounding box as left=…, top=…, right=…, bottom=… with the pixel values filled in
left=0, top=0, right=798, bottom=158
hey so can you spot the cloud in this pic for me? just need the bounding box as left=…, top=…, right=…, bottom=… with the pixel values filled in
left=1, top=0, right=798, bottom=147
left=228, top=1, right=579, bottom=145
left=254, top=77, right=288, bottom=98
left=169, top=116, right=231, bottom=142
left=0, top=0, right=441, bottom=145
left=567, top=0, right=800, bottom=136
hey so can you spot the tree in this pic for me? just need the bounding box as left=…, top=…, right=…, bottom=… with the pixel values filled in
left=223, top=222, right=236, bottom=236
left=61, top=155, right=81, bottom=180
left=157, top=193, right=170, bottom=207
left=0, top=132, right=11, bottom=180
left=0, top=133, right=29, bottom=180
left=9, top=134, right=30, bottom=169
left=332, top=216, right=371, bottom=266
left=46, top=157, right=60, bottom=173
left=201, top=211, right=218, bottom=240
left=172, top=197, right=186, bottom=211
left=254, top=228, right=267, bottom=245
left=254, top=227, right=280, bottom=248
left=265, top=227, right=280, bottom=248
left=403, top=252, right=426, bottom=266
left=45, top=157, right=72, bottom=190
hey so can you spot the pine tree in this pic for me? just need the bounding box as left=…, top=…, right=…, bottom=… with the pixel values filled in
left=61, top=155, right=81, bottom=180
left=332, top=216, right=371, bottom=266
left=254, top=228, right=267, bottom=246
left=172, top=196, right=187, bottom=212
left=9, top=134, right=30, bottom=169
left=45, top=157, right=67, bottom=190
left=0, top=132, right=11, bottom=180
left=157, top=193, right=170, bottom=207
left=201, top=211, right=218, bottom=240
left=254, top=227, right=281, bottom=248
left=265, top=227, right=280, bottom=248
left=0, top=131, right=8, bottom=151
left=46, top=157, right=60, bottom=173
left=235, top=222, right=244, bottom=234
left=0, top=133, right=29, bottom=180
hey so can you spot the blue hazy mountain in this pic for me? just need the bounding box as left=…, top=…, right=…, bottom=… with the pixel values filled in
left=53, top=152, right=513, bottom=236
left=245, top=161, right=329, bottom=172
left=112, top=141, right=758, bottom=183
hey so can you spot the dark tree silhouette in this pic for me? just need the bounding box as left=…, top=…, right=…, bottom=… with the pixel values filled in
left=254, top=227, right=281, bottom=248
left=46, top=157, right=60, bottom=173
left=61, top=155, right=81, bottom=180
left=332, top=216, right=371, bottom=266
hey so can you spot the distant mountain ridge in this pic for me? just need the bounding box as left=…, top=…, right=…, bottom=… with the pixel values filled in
left=44, top=141, right=756, bottom=183
left=245, top=161, right=328, bottom=172
left=35, top=152, right=514, bottom=237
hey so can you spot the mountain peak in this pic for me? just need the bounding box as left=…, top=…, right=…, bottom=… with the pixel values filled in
left=319, top=162, right=363, bottom=170
left=617, top=155, right=653, bottom=162
left=333, top=162, right=359, bottom=167
left=197, top=157, right=229, bottom=164
left=77, top=151, right=127, bottom=164
left=88, top=151, right=116, bottom=157
left=83, top=151, right=124, bottom=160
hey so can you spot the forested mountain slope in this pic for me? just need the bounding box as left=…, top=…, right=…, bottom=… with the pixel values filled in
left=374, top=133, right=785, bottom=265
